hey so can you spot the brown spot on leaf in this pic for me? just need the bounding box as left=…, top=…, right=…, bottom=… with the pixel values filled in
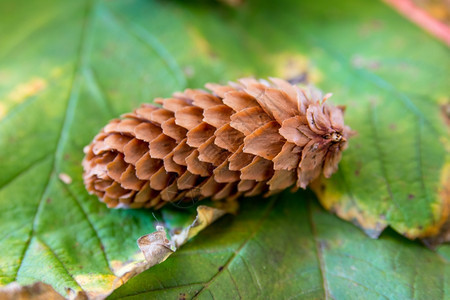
left=218, top=266, right=224, bottom=272
left=274, top=53, right=322, bottom=83
left=352, top=55, right=364, bottom=68
left=351, top=55, right=380, bottom=70
left=286, top=72, right=308, bottom=85
left=208, top=51, right=218, bottom=59
left=441, top=102, right=450, bottom=127
left=218, top=0, right=244, bottom=6
left=354, top=161, right=362, bottom=176
left=359, top=19, right=384, bottom=37
left=320, top=183, right=325, bottom=192
left=422, top=218, right=450, bottom=249
left=408, top=194, right=415, bottom=199
left=183, top=66, right=195, bottom=78
left=367, top=61, right=380, bottom=70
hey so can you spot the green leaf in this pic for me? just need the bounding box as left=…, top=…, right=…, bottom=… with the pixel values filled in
left=0, top=0, right=448, bottom=297
left=109, top=192, right=450, bottom=299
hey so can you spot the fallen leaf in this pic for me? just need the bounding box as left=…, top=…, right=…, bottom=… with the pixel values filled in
left=0, top=282, right=66, bottom=300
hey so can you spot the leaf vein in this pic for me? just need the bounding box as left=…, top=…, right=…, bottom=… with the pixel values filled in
left=415, top=118, right=434, bottom=222
left=99, top=5, right=187, bottom=89
left=85, top=67, right=117, bottom=117
left=192, top=197, right=278, bottom=299
left=0, top=154, right=51, bottom=191
left=62, top=183, right=114, bottom=275
left=13, top=179, right=49, bottom=281
left=306, top=200, right=331, bottom=300
left=240, top=254, right=262, bottom=295
left=368, top=104, right=405, bottom=221
left=336, top=252, right=412, bottom=289
left=305, top=35, right=439, bottom=135
left=35, top=237, right=82, bottom=289
left=328, top=272, right=389, bottom=299
left=227, top=269, right=241, bottom=299
left=12, top=0, right=95, bottom=286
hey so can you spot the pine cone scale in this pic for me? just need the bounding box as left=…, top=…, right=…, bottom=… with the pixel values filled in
left=213, top=124, right=244, bottom=152
left=186, top=123, right=215, bottom=147
left=230, top=106, right=272, bottom=135
left=242, top=121, right=284, bottom=160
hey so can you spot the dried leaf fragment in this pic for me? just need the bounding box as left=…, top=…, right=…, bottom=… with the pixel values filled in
left=0, top=282, right=67, bottom=300
left=115, top=205, right=225, bottom=289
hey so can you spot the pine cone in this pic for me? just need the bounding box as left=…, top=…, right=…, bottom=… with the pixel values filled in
left=82, top=77, right=351, bottom=209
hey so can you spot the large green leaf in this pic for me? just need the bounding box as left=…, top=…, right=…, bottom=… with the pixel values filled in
left=0, top=0, right=448, bottom=297
left=109, top=192, right=450, bottom=299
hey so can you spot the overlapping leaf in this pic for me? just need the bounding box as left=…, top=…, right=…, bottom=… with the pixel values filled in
left=110, top=192, right=450, bottom=299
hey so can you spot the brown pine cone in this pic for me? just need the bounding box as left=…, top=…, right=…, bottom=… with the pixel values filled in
left=82, top=77, right=351, bottom=209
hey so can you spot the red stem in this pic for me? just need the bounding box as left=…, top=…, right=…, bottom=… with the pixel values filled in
left=383, top=0, right=450, bottom=46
